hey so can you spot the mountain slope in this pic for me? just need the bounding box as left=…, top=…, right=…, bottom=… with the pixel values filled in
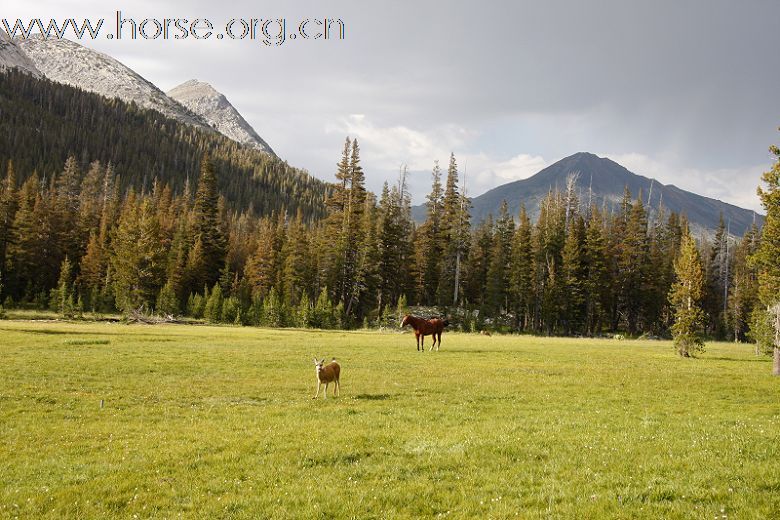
left=0, top=29, right=42, bottom=77
left=167, top=80, right=275, bottom=156
left=16, top=35, right=211, bottom=129
left=414, top=152, right=763, bottom=236
left=0, top=70, right=329, bottom=220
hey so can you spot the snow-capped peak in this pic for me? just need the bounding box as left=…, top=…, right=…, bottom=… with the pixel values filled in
left=167, top=79, right=275, bottom=156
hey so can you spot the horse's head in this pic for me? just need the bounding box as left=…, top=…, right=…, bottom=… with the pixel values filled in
left=400, top=315, right=411, bottom=328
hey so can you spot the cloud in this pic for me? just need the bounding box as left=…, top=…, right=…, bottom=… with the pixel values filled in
left=324, top=114, right=549, bottom=201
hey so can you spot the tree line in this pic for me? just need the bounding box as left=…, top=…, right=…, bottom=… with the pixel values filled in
left=0, top=135, right=778, bottom=356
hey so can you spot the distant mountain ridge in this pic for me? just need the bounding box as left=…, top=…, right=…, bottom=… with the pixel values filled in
left=8, top=32, right=274, bottom=155
left=16, top=34, right=212, bottom=129
left=413, top=152, right=763, bottom=236
left=0, top=29, right=42, bottom=77
left=167, top=79, right=275, bottom=155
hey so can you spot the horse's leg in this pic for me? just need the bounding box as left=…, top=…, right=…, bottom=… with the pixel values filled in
left=416, top=333, right=420, bottom=351
left=421, top=334, right=425, bottom=352
left=437, top=332, right=441, bottom=351
left=429, top=334, right=435, bottom=351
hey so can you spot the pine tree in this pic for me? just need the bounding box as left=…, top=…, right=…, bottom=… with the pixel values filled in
left=670, top=231, right=707, bottom=357
left=342, top=140, right=369, bottom=318
left=110, top=197, right=166, bottom=312
left=704, top=215, right=731, bottom=339
left=464, top=215, right=493, bottom=309
left=438, top=153, right=461, bottom=306
left=417, top=161, right=444, bottom=304
left=584, top=206, right=609, bottom=335
left=619, top=196, right=650, bottom=334
left=281, top=211, right=311, bottom=308
left=534, top=190, right=566, bottom=334
left=190, top=155, right=226, bottom=291
left=510, top=205, right=534, bottom=331
left=485, top=201, right=515, bottom=315
left=8, top=175, right=57, bottom=301
left=204, top=283, right=224, bottom=323
left=157, top=279, right=180, bottom=316
left=729, top=225, right=760, bottom=342
left=79, top=230, right=106, bottom=309
left=752, top=139, right=780, bottom=375
left=54, top=256, right=76, bottom=317
left=0, top=161, right=19, bottom=283
left=245, top=218, right=282, bottom=300
left=562, top=215, right=587, bottom=335
left=53, top=156, right=84, bottom=267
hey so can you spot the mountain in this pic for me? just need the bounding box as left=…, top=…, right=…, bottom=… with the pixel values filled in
left=167, top=80, right=275, bottom=156
left=0, top=70, right=329, bottom=220
left=413, top=152, right=763, bottom=236
left=15, top=34, right=211, bottom=129
left=0, top=29, right=42, bottom=77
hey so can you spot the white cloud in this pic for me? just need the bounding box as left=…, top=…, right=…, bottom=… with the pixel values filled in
left=324, top=114, right=548, bottom=202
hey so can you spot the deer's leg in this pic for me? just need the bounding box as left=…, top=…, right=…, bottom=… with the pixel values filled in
left=335, top=380, right=340, bottom=397
left=324, top=382, right=329, bottom=399
left=313, top=381, right=320, bottom=399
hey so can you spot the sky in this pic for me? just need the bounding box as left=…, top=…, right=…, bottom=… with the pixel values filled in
left=6, top=0, right=780, bottom=211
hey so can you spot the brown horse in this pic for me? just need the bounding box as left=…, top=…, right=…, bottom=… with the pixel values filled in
left=400, top=314, right=449, bottom=352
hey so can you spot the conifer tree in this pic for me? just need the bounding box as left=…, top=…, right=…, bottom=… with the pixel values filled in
left=8, top=175, right=56, bottom=301
left=562, top=215, right=587, bottom=335
left=619, top=197, right=650, bottom=334
left=729, top=225, right=760, bottom=342
left=110, top=198, right=166, bottom=312
left=438, top=153, right=460, bottom=305
left=204, top=283, right=224, bottom=323
left=79, top=230, right=106, bottom=309
left=54, top=256, right=76, bottom=317
left=191, top=155, right=226, bottom=291
left=752, top=139, right=780, bottom=375
left=245, top=218, right=282, bottom=299
left=485, top=201, right=515, bottom=315
left=670, top=231, right=707, bottom=357
left=0, top=161, right=18, bottom=281
left=704, top=215, right=730, bottom=338
left=510, top=205, right=534, bottom=331
left=417, top=161, right=444, bottom=304
left=464, top=215, right=494, bottom=309
left=584, top=206, right=609, bottom=335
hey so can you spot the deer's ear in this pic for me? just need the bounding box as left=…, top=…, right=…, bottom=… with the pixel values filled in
left=313, top=357, right=318, bottom=363
left=320, top=358, right=326, bottom=364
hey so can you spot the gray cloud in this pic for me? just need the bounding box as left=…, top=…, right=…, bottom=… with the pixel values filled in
left=5, top=0, right=778, bottom=211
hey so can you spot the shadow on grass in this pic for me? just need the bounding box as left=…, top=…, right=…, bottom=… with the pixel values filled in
left=706, top=356, right=769, bottom=363
left=8, top=328, right=128, bottom=336
left=353, top=393, right=392, bottom=401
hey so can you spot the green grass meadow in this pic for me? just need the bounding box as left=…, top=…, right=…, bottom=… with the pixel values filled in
left=0, top=321, right=779, bottom=519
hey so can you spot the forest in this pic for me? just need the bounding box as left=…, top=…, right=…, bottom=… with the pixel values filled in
left=0, top=71, right=778, bottom=355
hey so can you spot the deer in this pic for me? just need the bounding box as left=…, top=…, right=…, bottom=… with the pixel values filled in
left=312, top=358, right=340, bottom=399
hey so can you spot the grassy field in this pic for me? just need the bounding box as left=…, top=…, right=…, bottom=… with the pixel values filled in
left=0, top=321, right=778, bottom=519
